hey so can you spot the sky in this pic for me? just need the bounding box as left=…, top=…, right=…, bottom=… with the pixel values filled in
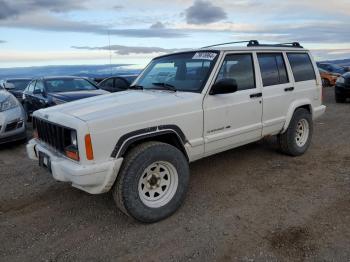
left=0, top=0, right=349, bottom=68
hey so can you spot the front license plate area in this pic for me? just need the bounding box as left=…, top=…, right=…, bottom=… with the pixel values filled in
left=39, top=151, right=51, bottom=173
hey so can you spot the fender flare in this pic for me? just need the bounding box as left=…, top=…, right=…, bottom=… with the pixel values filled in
left=281, top=99, right=313, bottom=133
left=110, top=125, right=188, bottom=158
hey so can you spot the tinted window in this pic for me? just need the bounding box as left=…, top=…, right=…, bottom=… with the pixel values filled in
left=258, top=53, right=289, bottom=86
left=287, top=53, right=316, bottom=82
left=27, top=81, right=36, bottom=92
left=216, top=54, right=255, bottom=91
left=45, top=78, right=97, bottom=93
left=7, top=79, right=31, bottom=90
left=99, top=78, right=114, bottom=91
left=115, top=78, right=128, bottom=89
left=34, top=81, right=45, bottom=93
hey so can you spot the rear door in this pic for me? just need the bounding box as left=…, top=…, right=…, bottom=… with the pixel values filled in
left=203, top=52, right=263, bottom=155
left=257, top=52, right=293, bottom=136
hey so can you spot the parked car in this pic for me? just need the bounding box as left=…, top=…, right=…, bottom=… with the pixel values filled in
left=317, top=63, right=347, bottom=75
left=335, top=72, right=350, bottom=103
left=0, top=88, right=26, bottom=144
left=22, top=76, right=109, bottom=118
left=27, top=41, right=325, bottom=223
left=318, top=68, right=339, bottom=87
left=98, top=75, right=138, bottom=92
left=2, top=78, right=32, bottom=102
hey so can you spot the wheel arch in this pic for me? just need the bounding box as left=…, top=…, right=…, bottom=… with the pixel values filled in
left=111, top=125, right=189, bottom=161
left=282, top=100, right=312, bottom=133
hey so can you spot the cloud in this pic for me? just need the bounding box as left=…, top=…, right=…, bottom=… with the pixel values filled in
left=185, top=0, right=227, bottom=24
left=71, top=44, right=182, bottom=55
left=0, top=40, right=6, bottom=43
left=150, top=22, right=165, bottom=29
left=0, top=13, right=187, bottom=38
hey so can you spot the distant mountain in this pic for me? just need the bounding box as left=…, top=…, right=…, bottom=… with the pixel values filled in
left=0, top=64, right=143, bottom=80
left=320, top=58, right=350, bottom=67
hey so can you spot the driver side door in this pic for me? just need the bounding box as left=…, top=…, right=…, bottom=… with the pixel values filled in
left=203, top=52, right=263, bottom=155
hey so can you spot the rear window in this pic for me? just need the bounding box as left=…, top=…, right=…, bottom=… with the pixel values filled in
left=287, top=53, right=316, bottom=82
left=258, top=53, right=289, bottom=86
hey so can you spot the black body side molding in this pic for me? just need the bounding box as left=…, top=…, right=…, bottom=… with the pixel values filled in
left=111, top=125, right=187, bottom=158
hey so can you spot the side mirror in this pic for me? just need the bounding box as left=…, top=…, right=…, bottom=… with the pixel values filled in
left=33, top=89, right=43, bottom=95
left=210, top=78, right=238, bottom=95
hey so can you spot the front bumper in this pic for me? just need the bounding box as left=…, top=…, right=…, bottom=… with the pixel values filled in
left=0, top=106, right=26, bottom=144
left=26, top=139, right=124, bottom=194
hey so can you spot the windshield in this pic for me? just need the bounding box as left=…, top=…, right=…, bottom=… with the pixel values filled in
left=7, top=79, right=31, bottom=90
left=44, top=78, right=98, bottom=93
left=134, top=51, right=219, bottom=92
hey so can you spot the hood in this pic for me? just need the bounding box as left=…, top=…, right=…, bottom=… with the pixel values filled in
left=38, top=90, right=200, bottom=122
left=49, top=89, right=109, bottom=102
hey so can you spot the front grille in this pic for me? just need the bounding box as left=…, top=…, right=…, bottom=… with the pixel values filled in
left=5, top=121, right=20, bottom=132
left=33, top=117, right=73, bottom=154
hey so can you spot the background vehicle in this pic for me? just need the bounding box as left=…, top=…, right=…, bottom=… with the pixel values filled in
left=0, top=89, right=26, bottom=144
left=22, top=76, right=109, bottom=118
left=335, top=72, right=350, bottom=103
left=98, top=75, right=138, bottom=92
left=1, top=78, right=32, bottom=102
left=317, top=63, right=347, bottom=75
left=27, top=41, right=325, bottom=223
left=318, top=68, right=339, bottom=87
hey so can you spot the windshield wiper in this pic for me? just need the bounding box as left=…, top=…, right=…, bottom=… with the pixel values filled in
left=128, top=84, right=144, bottom=90
left=151, top=82, right=177, bottom=92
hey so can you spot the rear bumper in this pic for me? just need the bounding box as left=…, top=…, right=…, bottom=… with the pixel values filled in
left=26, top=139, right=124, bottom=194
left=313, top=105, right=326, bottom=120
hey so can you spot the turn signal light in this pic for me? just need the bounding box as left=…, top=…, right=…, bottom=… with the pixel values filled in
left=65, top=146, right=80, bottom=161
left=85, top=134, right=94, bottom=160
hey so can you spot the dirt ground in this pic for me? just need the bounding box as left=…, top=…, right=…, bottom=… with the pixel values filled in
left=0, top=87, right=349, bottom=262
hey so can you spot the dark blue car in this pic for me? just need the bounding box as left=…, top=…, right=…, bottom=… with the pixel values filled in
left=22, top=76, right=109, bottom=118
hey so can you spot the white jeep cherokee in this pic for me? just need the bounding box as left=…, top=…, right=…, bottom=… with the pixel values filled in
left=27, top=41, right=326, bottom=222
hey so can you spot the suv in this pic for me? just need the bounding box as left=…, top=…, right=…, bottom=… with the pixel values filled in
left=26, top=41, right=326, bottom=223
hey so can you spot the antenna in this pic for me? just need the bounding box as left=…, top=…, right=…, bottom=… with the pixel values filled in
left=201, top=40, right=258, bottom=49
left=108, top=30, right=112, bottom=76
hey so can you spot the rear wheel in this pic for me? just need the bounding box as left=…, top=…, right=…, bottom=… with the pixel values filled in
left=335, top=93, right=346, bottom=103
left=278, top=108, right=313, bottom=156
left=113, top=141, right=189, bottom=223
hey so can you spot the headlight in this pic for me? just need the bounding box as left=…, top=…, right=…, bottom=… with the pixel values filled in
left=0, top=95, right=18, bottom=112
left=336, top=77, right=345, bottom=84
left=70, top=130, right=78, bottom=147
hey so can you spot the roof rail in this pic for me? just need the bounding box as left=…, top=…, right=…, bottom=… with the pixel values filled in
left=201, top=40, right=303, bottom=49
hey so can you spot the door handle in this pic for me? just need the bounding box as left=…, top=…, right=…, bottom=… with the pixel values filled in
left=284, top=87, right=294, bottom=92
left=250, top=92, right=262, bottom=98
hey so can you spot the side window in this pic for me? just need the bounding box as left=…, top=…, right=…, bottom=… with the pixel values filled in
left=287, top=53, right=316, bottom=82
left=216, top=54, right=255, bottom=91
left=100, top=78, right=114, bottom=90
left=27, top=81, right=36, bottom=92
left=34, top=81, right=44, bottom=93
left=115, top=78, right=128, bottom=89
left=258, top=53, right=289, bottom=87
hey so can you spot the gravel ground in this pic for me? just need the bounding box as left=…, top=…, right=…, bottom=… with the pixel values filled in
left=0, top=87, right=349, bottom=262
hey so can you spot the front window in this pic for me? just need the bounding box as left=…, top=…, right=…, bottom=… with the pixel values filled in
left=44, top=78, right=97, bottom=93
left=7, top=79, right=31, bottom=90
left=134, top=51, right=219, bottom=92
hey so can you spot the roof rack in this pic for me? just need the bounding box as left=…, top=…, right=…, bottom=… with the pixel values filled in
left=201, top=40, right=303, bottom=49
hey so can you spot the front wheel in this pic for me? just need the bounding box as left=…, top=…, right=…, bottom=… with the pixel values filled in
left=278, top=108, right=313, bottom=156
left=113, top=141, right=190, bottom=223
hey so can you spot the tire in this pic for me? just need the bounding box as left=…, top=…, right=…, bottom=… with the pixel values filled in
left=113, top=141, right=190, bottom=223
left=335, top=93, right=346, bottom=103
left=278, top=108, right=313, bottom=156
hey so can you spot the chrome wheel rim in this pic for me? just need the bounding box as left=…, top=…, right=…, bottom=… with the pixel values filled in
left=138, top=161, right=178, bottom=208
left=295, top=119, right=309, bottom=147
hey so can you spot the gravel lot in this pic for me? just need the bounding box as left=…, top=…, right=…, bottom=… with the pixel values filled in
left=0, top=87, right=349, bottom=262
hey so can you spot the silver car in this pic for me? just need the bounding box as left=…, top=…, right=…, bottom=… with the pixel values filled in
left=0, top=87, right=26, bottom=144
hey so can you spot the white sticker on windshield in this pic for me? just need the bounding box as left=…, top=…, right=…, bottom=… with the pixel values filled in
left=192, top=52, right=217, bottom=60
